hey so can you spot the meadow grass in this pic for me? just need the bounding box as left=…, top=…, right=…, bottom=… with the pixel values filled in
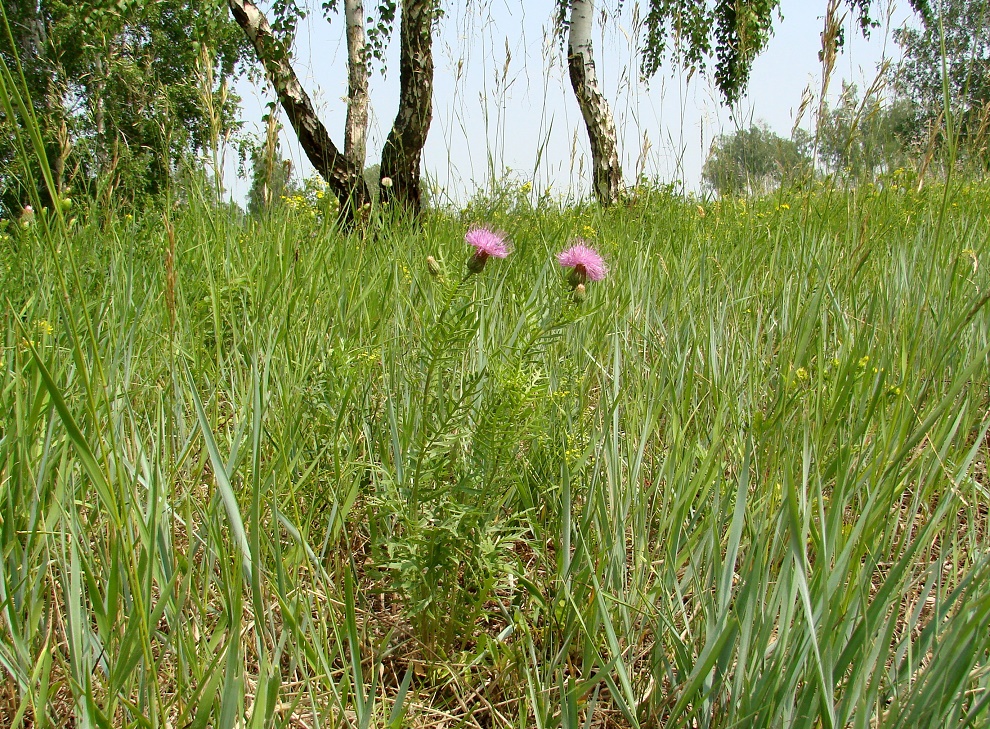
left=1, top=175, right=989, bottom=728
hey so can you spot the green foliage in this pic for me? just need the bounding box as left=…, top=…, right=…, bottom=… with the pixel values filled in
left=895, top=0, right=990, bottom=158
left=817, top=83, right=917, bottom=180
left=364, top=0, right=399, bottom=71
left=640, top=0, right=781, bottom=103
left=636, top=0, right=930, bottom=104
left=0, top=0, right=248, bottom=213
left=364, top=252, right=583, bottom=648
left=247, top=154, right=296, bottom=217
left=702, top=122, right=811, bottom=195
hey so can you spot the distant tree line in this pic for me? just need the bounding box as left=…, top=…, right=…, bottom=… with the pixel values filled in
left=8, top=0, right=989, bottom=216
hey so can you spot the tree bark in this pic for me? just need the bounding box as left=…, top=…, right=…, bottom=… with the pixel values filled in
left=343, top=0, right=369, bottom=168
left=9, top=0, right=47, bottom=73
left=379, top=0, right=436, bottom=213
left=227, top=0, right=369, bottom=217
left=567, top=0, right=621, bottom=206
left=92, top=53, right=107, bottom=176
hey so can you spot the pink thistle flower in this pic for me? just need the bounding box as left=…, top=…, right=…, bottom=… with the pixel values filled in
left=557, top=239, right=608, bottom=286
left=465, top=225, right=510, bottom=273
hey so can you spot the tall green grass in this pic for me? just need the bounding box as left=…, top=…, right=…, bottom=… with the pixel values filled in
left=1, top=173, right=989, bottom=728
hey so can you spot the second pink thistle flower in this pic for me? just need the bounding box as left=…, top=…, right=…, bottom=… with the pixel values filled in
left=465, top=226, right=511, bottom=273
left=557, top=240, right=608, bottom=287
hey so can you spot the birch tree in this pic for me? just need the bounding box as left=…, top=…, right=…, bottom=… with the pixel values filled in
left=227, top=0, right=370, bottom=216
left=228, top=0, right=438, bottom=221
left=343, top=0, right=369, bottom=168
left=566, top=0, right=622, bottom=206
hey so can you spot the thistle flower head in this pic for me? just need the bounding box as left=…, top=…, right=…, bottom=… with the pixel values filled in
left=465, top=225, right=510, bottom=273
left=466, top=226, right=510, bottom=258
left=557, top=239, right=607, bottom=286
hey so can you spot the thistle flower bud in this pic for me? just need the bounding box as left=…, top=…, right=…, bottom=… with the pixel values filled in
left=426, top=255, right=442, bottom=277
left=467, top=251, right=489, bottom=274
left=573, top=283, right=587, bottom=304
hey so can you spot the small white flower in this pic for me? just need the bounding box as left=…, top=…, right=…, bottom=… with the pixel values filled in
left=380, top=177, right=393, bottom=189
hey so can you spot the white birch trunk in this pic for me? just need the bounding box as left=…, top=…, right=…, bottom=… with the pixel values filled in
left=567, top=0, right=622, bottom=206
left=227, top=0, right=370, bottom=221
left=343, top=0, right=369, bottom=168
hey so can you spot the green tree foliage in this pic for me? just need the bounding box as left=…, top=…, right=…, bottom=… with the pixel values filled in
left=1, top=0, right=248, bottom=214
left=817, top=83, right=917, bottom=180
left=895, top=0, right=990, bottom=156
left=702, top=122, right=811, bottom=195
left=639, top=1, right=930, bottom=104
left=640, top=0, right=780, bottom=103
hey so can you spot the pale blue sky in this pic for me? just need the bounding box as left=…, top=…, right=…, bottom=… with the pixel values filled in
left=224, top=0, right=917, bottom=203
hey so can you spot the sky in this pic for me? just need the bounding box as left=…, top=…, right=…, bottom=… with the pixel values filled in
left=222, top=0, right=918, bottom=204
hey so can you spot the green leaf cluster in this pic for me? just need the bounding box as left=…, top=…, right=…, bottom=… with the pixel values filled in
left=638, top=1, right=931, bottom=105
left=0, top=0, right=249, bottom=213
